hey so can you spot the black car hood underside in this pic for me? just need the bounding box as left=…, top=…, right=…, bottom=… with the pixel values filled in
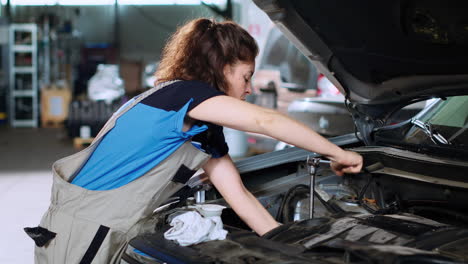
left=253, top=0, right=468, bottom=137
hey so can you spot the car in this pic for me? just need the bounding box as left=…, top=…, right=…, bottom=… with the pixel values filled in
left=247, top=25, right=327, bottom=154
left=121, top=0, right=468, bottom=263
left=251, top=25, right=318, bottom=114
left=248, top=28, right=355, bottom=153
left=251, top=26, right=355, bottom=142
left=287, top=73, right=354, bottom=137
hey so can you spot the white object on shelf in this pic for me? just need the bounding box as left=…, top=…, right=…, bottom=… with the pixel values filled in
left=88, top=64, right=125, bottom=103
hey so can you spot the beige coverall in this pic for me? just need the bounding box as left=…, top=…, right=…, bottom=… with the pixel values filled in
left=26, top=81, right=212, bottom=263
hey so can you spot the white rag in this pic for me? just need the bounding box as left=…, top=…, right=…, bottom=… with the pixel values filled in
left=163, top=211, right=228, bottom=246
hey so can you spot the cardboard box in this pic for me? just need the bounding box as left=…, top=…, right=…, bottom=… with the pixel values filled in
left=120, top=60, right=143, bottom=94
left=41, top=85, right=72, bottom=126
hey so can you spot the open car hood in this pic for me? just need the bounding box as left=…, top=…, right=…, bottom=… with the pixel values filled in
left=253, top=0, right=468, bottom=142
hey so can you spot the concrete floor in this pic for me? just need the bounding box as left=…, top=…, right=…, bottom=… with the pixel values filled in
left=0, top=127, right=76, bottom=263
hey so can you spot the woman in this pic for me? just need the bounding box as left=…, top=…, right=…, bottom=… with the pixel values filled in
left=28, top=18, right=362, bottom=263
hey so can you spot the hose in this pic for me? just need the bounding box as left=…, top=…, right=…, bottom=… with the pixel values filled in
left=276, top=184, right=343, bottom=223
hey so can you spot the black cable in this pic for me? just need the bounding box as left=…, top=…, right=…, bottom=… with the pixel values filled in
left=358, top=172, right=400, bottom=215
left=314, top=189, right=345, bottom=215
left=276, top=184, right=344, bottom=223
left=345, top=97, right=363, bottom=142
left=276, top=184, right=309, bottom=223
left=357, top=171, right=383, bottom=215
left=357, top=173, right=372, bottom=202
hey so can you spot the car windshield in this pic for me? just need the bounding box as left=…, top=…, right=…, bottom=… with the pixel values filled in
left=260, top=27, right=317, bottom=90
left=404, top=95, right=468, bottom=148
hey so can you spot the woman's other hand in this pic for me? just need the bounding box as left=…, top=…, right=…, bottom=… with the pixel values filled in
left=329, top=150, right=363, bottom=176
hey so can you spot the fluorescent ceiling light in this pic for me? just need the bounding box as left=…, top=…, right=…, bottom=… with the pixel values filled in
left=59, top=0, right=115, bottom=5
left=0, top=0, right=226, bottom=5
left=118, top=0, right=200, bottom=5
left=201, top=0, right=225, bottom=5
left=7, top=0, right=57, bottom=5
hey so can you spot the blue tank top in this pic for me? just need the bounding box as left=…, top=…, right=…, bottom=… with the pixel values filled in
left=71, top=80, right=228, bottom=190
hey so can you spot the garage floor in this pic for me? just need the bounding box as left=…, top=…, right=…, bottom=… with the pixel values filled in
left=0, top=127, right=76, bottom=264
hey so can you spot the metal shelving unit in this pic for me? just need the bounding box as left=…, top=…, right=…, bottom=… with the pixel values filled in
left=0, top=18, right=9, bottom=124
left=9, top=24, right=38, bottom=127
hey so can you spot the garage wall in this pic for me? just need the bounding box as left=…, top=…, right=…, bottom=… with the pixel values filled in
left=117, top=5, right=214, bottom=62
left=8, top=4, right=217, bottom=62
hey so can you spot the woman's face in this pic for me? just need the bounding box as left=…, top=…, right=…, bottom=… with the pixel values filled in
left=224, top=61, right=255, bottom=101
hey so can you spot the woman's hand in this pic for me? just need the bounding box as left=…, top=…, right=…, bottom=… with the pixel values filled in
left=329, top=150, right=363, bottom=176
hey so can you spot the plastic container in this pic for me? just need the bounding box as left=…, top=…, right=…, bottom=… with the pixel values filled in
left=223, top=127, right=248, bottom=158
left=196, top=204, right=226, bottom=217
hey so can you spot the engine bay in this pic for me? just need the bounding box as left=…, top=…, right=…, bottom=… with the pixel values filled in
left=122, top=146, right=468, bottom=264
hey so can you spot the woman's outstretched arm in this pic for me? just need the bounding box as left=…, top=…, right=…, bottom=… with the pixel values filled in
left=189, top=95, right=362, bottom=175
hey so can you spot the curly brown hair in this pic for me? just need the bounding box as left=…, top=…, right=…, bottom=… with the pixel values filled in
left=155, top=18, right=258, bottom=93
